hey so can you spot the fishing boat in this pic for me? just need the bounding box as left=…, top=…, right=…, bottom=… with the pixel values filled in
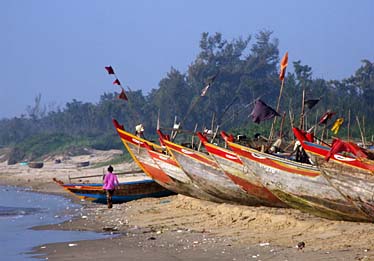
left=161, top=137, right=266, bottom=206
left=53, top=177, right=174, bottom=204
left=197, top=132, right=287, bottom=208
left=293, top=127, right=374, bottom=171
left=293, top=127, right=374, bottom=220
left=112, top=119, right=212, bottom=198
left=145, top=141, right=225, bottom=203
left=225, top=136, right=371, bottom=222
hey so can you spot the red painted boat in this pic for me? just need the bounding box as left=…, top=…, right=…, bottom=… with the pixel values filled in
left=293, top=127, right=374, bottom=219
left=146, top=147, right=225, bottom=203
left=293, top=127, right=374, bottom=172
left=225, top=134, right=371, bottom=222
left=197, top=132, right=287, bottom=208
left=161, top=137, right=266, bottom=206
left=113, top=119, right=195, bottom=196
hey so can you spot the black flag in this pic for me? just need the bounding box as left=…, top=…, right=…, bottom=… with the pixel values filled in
left=304, top=99, right=320, bottom=110
left=250, top=99, right=280, bottom=124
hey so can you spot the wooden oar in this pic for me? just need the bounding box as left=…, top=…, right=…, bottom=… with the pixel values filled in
left=68, top=169, right=144, bottom=181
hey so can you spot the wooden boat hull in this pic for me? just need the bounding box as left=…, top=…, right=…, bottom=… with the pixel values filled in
left=147, top=149, right=225, bottom=202
left=163, top=139, right=265, bottom=206
left=198, top=137, right=287, bottom=208
left=112, top=119, right=214, bottom=198
left=318, top=161, right=374, bottom=220
left=314, top=157, right=374, bottom=220
left=53, top=178, right=174, bottom=204
left=293, top=127, right=374, bottom=219
left=228, top=141, right=371, bottom=222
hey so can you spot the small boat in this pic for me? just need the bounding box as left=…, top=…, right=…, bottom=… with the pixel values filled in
left=53, top=178, right=174, bottom=204
left=28, top=162, right=44, bottom=169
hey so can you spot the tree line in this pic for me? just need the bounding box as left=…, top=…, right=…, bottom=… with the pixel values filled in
left=0, top=30, right=373, bottom=160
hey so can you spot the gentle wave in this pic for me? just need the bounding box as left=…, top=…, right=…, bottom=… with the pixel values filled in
left=0, top=206, right=43, bottom=218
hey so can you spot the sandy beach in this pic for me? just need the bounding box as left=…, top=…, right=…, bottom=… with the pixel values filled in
left=1, top=149, right=374, bottom=260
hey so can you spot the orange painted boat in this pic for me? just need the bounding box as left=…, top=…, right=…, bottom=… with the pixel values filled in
left=293, top=127, right=374, bottom=219
left=225, top=136, right=371, bottom=222
left=161, top=137, right=266, bottom=206
left=112, top=119, right=220, bottom=200
left=197, top=132, right=287, bottom=208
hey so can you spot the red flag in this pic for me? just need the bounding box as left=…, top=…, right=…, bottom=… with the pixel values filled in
left=113, top=79, right=121, bottom=85
left=105, top=66, right=115, bottom=75
left=318, top=111, right=336, bottom=125
left=279, top=52, right=288, bottom=81
left=118, top=87, right=128, bottom=101
left=325, top=138, right=367, bottom=161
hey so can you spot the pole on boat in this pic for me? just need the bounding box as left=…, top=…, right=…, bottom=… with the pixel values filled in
left=268, top=51, right=288, bottom=143
left=363, top=115, right=366, bottom=147
left=347, top=109, right=351, bottom=141
left=211, top=124, right=220, bottom=144
left=156, top=109, right=160, bottom=130
left=314, top=109, right=319, bottom=137
left=268, top=78, right=285, bottom=142
left=178, top=74, right=218, bottom=138
left=299, top=89, right=306, bottom=130
left=320, top=125, right=326, bottom=144
left=356, top=116, right=366, bottom=147
left=68, top=170, right=144, bottom=181
left=191, top=123, right=198, bottom=149
left=279, top=112, right=286, bottom=139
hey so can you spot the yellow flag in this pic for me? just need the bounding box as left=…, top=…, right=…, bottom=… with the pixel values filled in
left=331, top=117, right=344, bottom=134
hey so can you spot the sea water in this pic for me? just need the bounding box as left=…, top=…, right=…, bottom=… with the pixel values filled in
left=0, top=185, right=109, bottom=260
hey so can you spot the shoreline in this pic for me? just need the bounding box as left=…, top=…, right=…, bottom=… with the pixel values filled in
left=1, top=151, right=374, bottom=260
left=29, top=194, right=374, bottom=261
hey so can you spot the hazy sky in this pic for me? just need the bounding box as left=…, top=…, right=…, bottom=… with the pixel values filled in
left=1, top=0, right=373, bottom=119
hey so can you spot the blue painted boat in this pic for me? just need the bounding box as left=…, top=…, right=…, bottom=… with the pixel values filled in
left=53, top=178, right=174, bottom=204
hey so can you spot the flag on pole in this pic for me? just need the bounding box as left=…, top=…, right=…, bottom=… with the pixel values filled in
left=331, top=117, right=344, bottom=134
left=105, top=66, right=115, bottom=75
left=318, top=110, right=336, bottom=125
left=304, top=99, right=320, bottom=110
left=250, top=99, right=280, bottom=124
left=279, top=52, right=288, bottom=81
left=200, top=83, right=211, bottom=96
left=200, top=75, right=217, bottom=96
left=118, top=87, right=128, bottom=101
left=113, top=79, right=121, bottom=85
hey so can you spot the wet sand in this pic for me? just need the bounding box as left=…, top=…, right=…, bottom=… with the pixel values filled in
left=1, top=150, right=374, bottom=260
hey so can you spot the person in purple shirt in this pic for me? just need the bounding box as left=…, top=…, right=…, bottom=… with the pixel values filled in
left=103, top=165, right=119, bottom=208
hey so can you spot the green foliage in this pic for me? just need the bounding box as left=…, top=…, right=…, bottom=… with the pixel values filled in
left=16, top=133, right=83, bottom=160
left=92, top=152, right=132, bottom=168
left=0, top=30, right=373, bottom=161
left=88, top=132, right=123, bottom=150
